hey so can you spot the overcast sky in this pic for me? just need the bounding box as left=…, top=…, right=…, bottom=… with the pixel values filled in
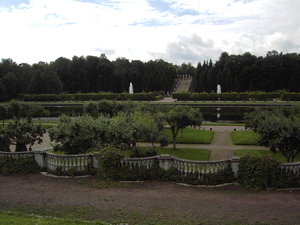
left=0, top=0, right=299, bottom=66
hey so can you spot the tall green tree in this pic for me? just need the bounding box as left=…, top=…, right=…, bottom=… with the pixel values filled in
left=162, top=105, right=203, bottom=149
left=244, top=107, right=300, bottom=162
left=1, top=116, right=45, bottom=152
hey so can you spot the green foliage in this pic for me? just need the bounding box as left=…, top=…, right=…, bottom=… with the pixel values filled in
left=0, top=156, right=40, bottom=175
left=49, top=114, right=109, bottom=154
left=278, top=168, right=300, bottom=188
left=5, top=100, right=50, bottom=119
left=163, top=105, right=203, bottom=149
left=158, top=148, right=210, bottom=161
left=202, top=165, right=235, bottom=185
left=238, top=154, right=281, bottom=191
left=0, top=117, right=45, bottom=152
left=244, top=107, right=300, bottom=162
left=231, top=130, right=259, bottom=145
left=96, top=146, right=126, bottom=181
left=129, top=146, right=158, bottom=158
left=235, top=149, right=300, bottom=163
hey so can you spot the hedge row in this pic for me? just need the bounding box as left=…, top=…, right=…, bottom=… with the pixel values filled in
left=281, top=93, right=300, bottom=101
left=172, top=92, right=283, bottom=101
left=19, top=92, right=164, bottom=102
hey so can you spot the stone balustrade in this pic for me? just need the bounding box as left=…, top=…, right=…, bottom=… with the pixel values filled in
left=46, top=152, right=92, bottom=174
left=281, top=161, right=300, bottom=174
left=1, top=150, right=300, bottom=180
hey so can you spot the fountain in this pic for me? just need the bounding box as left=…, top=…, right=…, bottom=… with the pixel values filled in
left=217, top=84, right=221, bottom=94
left=129, top=82, right=134, bottom=94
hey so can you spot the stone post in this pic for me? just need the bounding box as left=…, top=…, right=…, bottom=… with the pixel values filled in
left=158, top=154, right=173, bottom=170
left=34, top=148, right=51, bottom=171
left=91, top=153, right=100, bottom=169
left=230, top=156, right=240, bottom=177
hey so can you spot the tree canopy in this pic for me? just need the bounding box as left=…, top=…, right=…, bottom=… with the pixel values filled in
left=162, top=105, right=203, bottom=149
left=244, top=107, right=300, bottom=162
left=1, top=51, right=300, bottom=102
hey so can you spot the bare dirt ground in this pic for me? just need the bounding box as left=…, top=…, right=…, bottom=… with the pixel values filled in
left=1, top=174, right=300, bottom=225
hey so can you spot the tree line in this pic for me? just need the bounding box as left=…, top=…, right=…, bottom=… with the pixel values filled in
left=192, top=50, right=300, bottom=93
left=0, top=54, right=177, bottom=102
left=1, top=51, right=300, bottom=102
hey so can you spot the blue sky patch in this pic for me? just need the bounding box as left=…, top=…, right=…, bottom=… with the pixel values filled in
left=0, top=0, right=29, bottom=8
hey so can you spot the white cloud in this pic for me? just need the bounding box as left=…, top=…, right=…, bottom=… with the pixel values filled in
left=0, top=0, right=299, bottom=66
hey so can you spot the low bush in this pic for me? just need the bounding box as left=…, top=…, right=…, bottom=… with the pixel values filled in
left=238, top=154, right=281, bottom=191
left=0, top=156, right=40, bottom=175
left=129, top=146, right=158, bottom=158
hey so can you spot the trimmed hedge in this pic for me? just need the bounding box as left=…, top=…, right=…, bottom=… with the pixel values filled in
left=172, top=92, right=282, bottom=101
left=20, top=92, right=163, bottom=102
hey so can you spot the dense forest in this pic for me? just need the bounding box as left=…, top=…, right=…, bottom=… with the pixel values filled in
left=1, top=51, right=300, bottom=102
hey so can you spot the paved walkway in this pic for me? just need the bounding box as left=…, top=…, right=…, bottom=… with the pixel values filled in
left=30, top=125, right=266, bottom=161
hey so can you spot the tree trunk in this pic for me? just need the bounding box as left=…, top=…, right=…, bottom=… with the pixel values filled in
left=172, top=136, right=176, bottom=149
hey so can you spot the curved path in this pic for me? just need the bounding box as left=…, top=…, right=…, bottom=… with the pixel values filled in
left=30, top=125, right=266, bottom=161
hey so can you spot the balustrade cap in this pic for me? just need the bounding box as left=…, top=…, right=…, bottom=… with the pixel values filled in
left=158, top=154, right=172, bottom=159
left=230, top=156, right=241, bottom=161
left=34, top=147, right=52, bottom=153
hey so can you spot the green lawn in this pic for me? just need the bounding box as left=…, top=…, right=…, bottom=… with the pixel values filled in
left=158, top=147, right=210, bottom=161
left=235, top=149, right=300, bottom=163
left=124, top=147, right=210, bottom=161
left=231, top=130, right=259, bottom=145
left=164, top=127, right=214, bottom=144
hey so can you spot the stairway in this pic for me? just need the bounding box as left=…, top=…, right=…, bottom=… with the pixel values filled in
left=174, top=78, right=192, bottom=92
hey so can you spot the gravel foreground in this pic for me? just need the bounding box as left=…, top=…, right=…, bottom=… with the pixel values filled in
left=1, top=174, right=300, bottom=225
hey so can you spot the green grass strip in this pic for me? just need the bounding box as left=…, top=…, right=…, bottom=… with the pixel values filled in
left=158, top=147, right=210, bottom=161
left=231, top=130, right=259, bottom=145
left=0, top=211, right=108, bottom=225
left=164, top=127, right=214, bottom=144
left=235, top=149, right=300, bottom=163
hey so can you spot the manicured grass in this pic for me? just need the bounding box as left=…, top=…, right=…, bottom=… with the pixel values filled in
left=124, top=147, right=210, bottom=161
left=164, top=127, right=214, bottom=144
left=158, top=147, right=210, bottom=161
left=235, top=149, right=300, bottom=163
left=0, top=211, right=108, bottom=225
left=231, top=130, right=259, bottom=145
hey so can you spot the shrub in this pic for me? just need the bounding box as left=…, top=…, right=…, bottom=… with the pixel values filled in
left=238, top=154, right=281, bottom=191
left=96, top=146, right=125, bottom=180
left=129, top=146, right=158, bottom=158
left=278, top=168, right=300, bottom=188
left=0, top=156, right=40, bottom=175
left=203, top=165, right=235, bottom=185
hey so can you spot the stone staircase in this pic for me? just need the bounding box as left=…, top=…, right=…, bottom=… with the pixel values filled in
left=175, top=78, right=192, bottom=92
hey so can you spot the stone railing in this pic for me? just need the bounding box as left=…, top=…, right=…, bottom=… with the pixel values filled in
left=46, top=152, right=92, bottom=174
left=281, top=161, right=300, bottom=174
left=0, top=150, right=299, bottom=180
left=0, top=151, right=34, bottom=159
left=120, top=155, right=241, bottom=177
